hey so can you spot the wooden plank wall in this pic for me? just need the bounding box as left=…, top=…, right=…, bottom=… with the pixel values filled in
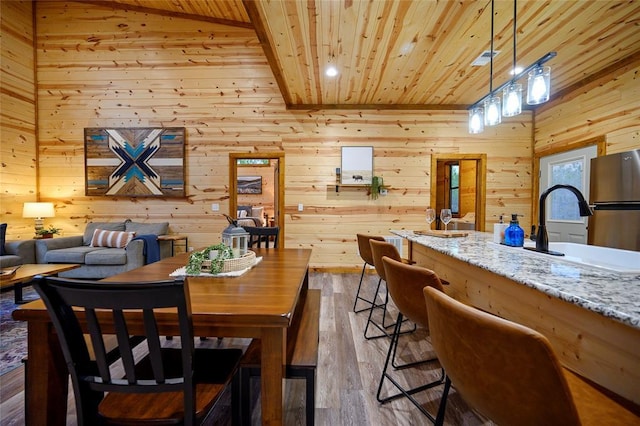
left=534, top=63, right=640, bottom=156
left=3, top=1, right=550, bottom=270
left=0, top=0, right=37, bottom=239
left=30, top=1, right=536, bottom=269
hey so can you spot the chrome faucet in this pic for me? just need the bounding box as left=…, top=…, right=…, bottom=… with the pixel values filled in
left=527, top=184, right=593, bottom=256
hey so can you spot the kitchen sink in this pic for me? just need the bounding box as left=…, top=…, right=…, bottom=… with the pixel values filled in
left=511, top=241, right=640, bottom=274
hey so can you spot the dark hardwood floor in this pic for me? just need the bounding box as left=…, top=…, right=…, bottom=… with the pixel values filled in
left=0, top=272, right=488, bottom=425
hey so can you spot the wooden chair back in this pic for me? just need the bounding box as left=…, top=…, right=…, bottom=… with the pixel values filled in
left=34, top=276, right=200, bottom=425
left=244, top=226, right=279, bottom=248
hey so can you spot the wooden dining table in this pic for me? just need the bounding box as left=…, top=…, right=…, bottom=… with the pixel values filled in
left=12, top=248, right=312, bottom=426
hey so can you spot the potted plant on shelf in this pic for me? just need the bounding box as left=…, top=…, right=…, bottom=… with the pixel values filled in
left=367, top=176, right=386, bottom=200
left=35, top=225, right=61, bottom=239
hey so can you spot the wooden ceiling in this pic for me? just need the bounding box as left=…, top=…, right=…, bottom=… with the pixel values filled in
left=101, top=1, right=640, bottom=110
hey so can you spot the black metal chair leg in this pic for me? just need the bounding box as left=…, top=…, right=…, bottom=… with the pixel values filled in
left=363, top=278, right=392, bottom=340
left=434, top=375, right=452, bottom=426
left=354, top=262, right=376, bottom=313
left=376, top=313, right=444, bottom=421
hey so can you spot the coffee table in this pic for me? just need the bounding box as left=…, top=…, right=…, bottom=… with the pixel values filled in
left=0, top=264, right=80, bottom=303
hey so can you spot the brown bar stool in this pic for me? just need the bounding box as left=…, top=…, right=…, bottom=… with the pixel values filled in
left=424, top=287, right=640, bottom=426
left=366, top=239, right=416, bottom=340
left=376, top=257, right=446, bottom=421
left=354, top=234, right=386, bottom=313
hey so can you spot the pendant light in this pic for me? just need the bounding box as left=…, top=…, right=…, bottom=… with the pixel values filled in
left=503, top=0, right=522, bottom=117
left=527, top=65, right=551, bottom=104
left=468, top=0, right=556, bottom=133
left=469, top=107, right=484, bottom=134
left=484, top=0, right=501, bottom=127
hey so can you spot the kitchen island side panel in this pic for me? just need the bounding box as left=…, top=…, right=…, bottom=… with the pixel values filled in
left=410, top=241, right=640, bottom=406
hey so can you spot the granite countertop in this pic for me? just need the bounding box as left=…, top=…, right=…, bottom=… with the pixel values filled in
left=392, top=230, right=640, bottom=330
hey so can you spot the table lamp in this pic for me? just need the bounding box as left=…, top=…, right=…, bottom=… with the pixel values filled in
left=23, top=202, right=55, bottom=232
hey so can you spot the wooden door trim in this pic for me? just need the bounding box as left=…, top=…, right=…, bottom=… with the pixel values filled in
left=229, top=152, right=285, bottom=246
left=430, top=154, right=487, bottom=232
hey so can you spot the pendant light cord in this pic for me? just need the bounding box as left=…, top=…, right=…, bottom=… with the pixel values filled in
left=512, top=0, right=517, bottom=83
left=489, top=0, right=495, bottom=94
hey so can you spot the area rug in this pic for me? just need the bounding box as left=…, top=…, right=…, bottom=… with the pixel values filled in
left=0, top=287, right=38, bottom=375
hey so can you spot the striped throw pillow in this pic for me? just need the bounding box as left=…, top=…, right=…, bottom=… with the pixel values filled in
left=90, top=229, right=135, bottom=248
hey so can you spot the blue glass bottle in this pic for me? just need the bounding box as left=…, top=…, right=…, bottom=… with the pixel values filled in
left=504, top=214, right=524, bottom=247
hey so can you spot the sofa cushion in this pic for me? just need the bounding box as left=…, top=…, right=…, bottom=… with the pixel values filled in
left=83, top=222, right=126, bottom=246
left=90, top=229, right=135, bottom=248
left=125, top=221, right=169, bottom=236
left=0, top=223, right=6, bottom=256
left=45, top=246, right=102, bottom=264
left=84, top=248, right=127, bottom=265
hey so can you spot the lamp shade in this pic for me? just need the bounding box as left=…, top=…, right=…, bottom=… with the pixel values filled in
left=503, top=83, right=522, bottom=117
left=527, top=66, right=551, bottom=105
left=484, top=96, right=502, bottom=126
left=468, top=107, right=484, bottom=134
left=23, top=202, right=55, bottom=218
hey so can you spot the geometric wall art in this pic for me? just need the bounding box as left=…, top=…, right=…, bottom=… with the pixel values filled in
left=85, top=128, right=186, bottom=197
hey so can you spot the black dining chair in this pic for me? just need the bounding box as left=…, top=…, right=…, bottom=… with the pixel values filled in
left=243, top=226, right=279, bottom=248
left=33, top=276, right=242, bottom=426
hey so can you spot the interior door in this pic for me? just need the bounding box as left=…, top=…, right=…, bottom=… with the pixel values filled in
left=229, top=153, right=285, bottom=246
left=539, top=146, right=597, bottom=244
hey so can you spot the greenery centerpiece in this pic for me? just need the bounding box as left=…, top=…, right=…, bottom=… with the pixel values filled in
left=185, top=243, right=234, bottom=275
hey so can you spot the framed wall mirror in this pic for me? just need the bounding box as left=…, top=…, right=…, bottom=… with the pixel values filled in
left=341, top=146, right=373, bottom=185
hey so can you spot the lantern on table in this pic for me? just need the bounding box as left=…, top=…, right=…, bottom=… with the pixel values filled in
left=222, top=218, right=249, bottom=258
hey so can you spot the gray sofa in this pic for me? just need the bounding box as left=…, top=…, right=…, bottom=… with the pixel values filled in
left=0, top=239, right=36, bottom=268
left=35, top=220, right=171, bottom=279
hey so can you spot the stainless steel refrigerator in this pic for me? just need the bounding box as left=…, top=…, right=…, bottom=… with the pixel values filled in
left=588, top=149, right=640, bottom=251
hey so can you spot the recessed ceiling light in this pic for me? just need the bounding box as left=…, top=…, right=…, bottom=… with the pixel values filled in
left=510, top=66, right=523, bottom=75
left=325, top=66, right=338, bottom=77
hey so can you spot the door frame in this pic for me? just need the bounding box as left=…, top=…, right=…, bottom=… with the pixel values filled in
left=229, top=152, right=285, bottom=246
left=430, top=153, right=487, bottom=231
left=532, top=136, right=606, bottom=227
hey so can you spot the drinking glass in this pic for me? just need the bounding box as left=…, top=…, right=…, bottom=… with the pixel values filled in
left=426, top=208, right=436, bottom=229
left=440, top=209, right=452, bottom=231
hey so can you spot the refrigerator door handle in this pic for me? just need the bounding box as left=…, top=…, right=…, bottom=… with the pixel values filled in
left=593, top=202, right=640, bottom=211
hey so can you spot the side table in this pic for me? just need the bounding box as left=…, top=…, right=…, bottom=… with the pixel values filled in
left=158, top=234, right=188, bottom=256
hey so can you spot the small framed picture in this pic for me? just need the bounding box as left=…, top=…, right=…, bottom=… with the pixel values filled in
left=341, top=146, right=373, bottom=185
left=237, top=176, right=262, bottom=194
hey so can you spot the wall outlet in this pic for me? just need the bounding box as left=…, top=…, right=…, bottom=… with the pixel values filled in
left=211, top=203, right=219, bottom=211
left=298, top=203, right=304, bottom=212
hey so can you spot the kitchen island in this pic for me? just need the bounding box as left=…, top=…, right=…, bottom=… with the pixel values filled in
left=393, top=230, right=640, bottom=406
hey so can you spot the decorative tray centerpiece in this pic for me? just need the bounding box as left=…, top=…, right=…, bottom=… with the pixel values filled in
left=185, top=243, right=257, bottom=276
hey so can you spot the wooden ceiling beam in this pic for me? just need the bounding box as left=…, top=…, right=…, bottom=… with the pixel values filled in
left=74, top=0, right=254, bottom=28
